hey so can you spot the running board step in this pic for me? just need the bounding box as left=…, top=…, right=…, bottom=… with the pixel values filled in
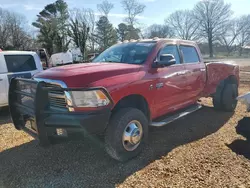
left=150, top=104, right=202, bottom=127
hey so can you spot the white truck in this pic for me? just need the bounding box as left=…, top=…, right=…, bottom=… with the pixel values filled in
left=0, top=51, right=43, bottom=108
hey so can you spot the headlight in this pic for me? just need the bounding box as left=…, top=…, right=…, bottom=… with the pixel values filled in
left=71, top=90, right=110, bottom=107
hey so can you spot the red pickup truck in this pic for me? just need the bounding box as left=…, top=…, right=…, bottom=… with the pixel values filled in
left=9, top=39, right=239, bottom=161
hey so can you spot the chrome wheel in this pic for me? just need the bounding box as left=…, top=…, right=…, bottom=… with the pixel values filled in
left=122, top=120, right=143, bottom=151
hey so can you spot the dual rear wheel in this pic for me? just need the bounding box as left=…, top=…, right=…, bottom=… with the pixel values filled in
left=213, top=82, right=238, bottom=112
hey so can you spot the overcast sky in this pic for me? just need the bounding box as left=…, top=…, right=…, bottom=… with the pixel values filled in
left=0, top=0, right=249, bottom=28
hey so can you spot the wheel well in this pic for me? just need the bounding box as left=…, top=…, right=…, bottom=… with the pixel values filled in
left=112, top=95, right=150, bottom=120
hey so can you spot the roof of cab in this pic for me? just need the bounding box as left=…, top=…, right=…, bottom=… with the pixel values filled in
left=121, top=38, right=197, bottom=45
left=0, top=51, right=37, bottom=55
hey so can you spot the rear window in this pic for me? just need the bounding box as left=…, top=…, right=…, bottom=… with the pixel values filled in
left=4, top=55, right=36, bottom=72
left=180, top=46, right=200, bottom=63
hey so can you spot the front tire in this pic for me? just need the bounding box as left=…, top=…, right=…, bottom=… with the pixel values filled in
left=105, top=108, right=148, bottom=162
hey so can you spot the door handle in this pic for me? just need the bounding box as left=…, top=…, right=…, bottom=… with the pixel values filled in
left=178, top=70, right=192, bottom=76
left=0, top=79, right=3, bottom=81
left=177, top=72, right=186, bottom=76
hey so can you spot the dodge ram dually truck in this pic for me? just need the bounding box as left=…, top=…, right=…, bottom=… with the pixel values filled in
left=9, top=39, right=239, bottom=161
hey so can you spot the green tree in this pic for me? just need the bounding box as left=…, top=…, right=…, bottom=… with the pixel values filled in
left=117, top=23, right=140, bottom=41
left=126, top=25, right=140, bottom=40
left=93, top=16, right=117, bottom=51
left=117, top=23, right=128, bottom=41
left=32, top=0, right=69, bottom=55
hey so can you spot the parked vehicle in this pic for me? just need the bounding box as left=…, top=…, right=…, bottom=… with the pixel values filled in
left=35, top=48, right=51, bottom=69
left=0, top=51, right=43, bottom=108
left=68, top=48, right=83, bottom=63
left=50, top=51, right=73, bottom=67
left=9, top=39, right=239, bottom=161
left=87, top=53, right=99, bottom=61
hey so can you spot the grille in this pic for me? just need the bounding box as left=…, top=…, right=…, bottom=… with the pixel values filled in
left=44, top=82, right=68, bottom=110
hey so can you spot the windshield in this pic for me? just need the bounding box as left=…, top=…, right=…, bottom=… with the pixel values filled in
left=92, top=42, right=156, bottom=64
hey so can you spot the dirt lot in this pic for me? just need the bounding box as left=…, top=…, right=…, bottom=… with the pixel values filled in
left=0, top=60, right=250, bottom=188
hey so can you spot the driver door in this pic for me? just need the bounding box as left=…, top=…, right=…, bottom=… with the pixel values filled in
left=153, top=45, right=187, bottom=116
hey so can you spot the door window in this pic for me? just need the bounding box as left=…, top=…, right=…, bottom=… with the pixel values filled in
left=180, top=46, right=200, bottom=63
left=4, top=55, right=36, bottom=72
left=158, top=45, right=181, bottom=64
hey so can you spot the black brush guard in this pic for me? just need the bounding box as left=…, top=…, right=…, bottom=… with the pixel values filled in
left=9, top=78, right=112, bottom=146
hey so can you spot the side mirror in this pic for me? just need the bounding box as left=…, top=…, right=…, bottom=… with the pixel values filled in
left=39, top=51, right=47, bottom=59
left=153, top=54, right=176, bottom=68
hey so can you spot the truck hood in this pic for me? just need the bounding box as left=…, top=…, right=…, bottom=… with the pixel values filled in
left=34, top=62, right=142, bottom=87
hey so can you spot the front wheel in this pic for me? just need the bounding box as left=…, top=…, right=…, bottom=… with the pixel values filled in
left=105, top=108, right=148, bottom=162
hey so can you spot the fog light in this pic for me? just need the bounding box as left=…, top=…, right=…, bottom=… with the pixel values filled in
left=56, top=128, right=67, bottom=137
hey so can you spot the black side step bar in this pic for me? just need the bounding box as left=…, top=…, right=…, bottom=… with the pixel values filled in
left=150, top=104, right=202, bottom=127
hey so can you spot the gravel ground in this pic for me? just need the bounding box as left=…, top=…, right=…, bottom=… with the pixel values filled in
left=0, top=62, right=250, bottom=188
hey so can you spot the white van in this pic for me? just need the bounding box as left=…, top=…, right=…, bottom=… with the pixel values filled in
left=0, top=51, right=43, bottom=108
left=68, top=48, right=83, bottom=62
left=50, top=51, right=73, bottom=66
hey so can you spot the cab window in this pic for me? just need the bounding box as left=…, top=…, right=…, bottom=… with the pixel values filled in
left=158, top=45, right=181, bottom=64
left=180, top=46, right=200, bottom=63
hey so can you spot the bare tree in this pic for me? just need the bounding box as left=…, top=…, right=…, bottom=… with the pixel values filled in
left=165, top=10, right=199, bottom=40
left=146, top=24, right=174, bottom=38
left=8, top=12, right=27, bottom=49
left=0, top=8, right=33, bottom=50
left=86, top=9, right=97, bottom=52
left=193, top=0, right=232, bottom=57
left=236, top=15, right=250, bottom=56
left=0, top=8, right=11, bottom=49
left=121, top=0, right=146, bottom=27
left=97, top=0, right=114, bottom=17
left=68, top=9, right=90, bottom=57
left=69, top=8, right=98, bottom=53
left=219, top=18, right=246, bottom=56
